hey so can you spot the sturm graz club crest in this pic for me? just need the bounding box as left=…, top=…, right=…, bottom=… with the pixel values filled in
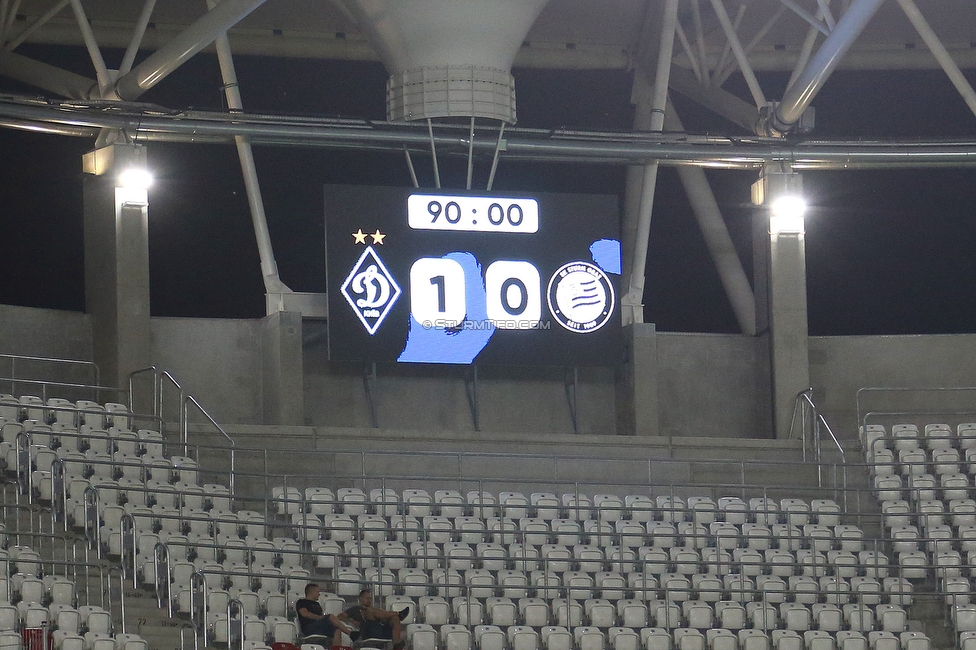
left=547, top=261, right=615, bottom=333
left=341, top=246, right=401, bottom=335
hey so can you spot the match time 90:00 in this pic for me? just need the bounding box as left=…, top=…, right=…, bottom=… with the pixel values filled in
left=407, top=194, right=539, bottom=234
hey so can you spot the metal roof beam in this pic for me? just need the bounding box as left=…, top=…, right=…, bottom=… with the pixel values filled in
left=0, top=49, right=95, bottom=98
left=112, top=0, right=267, bottom=101
left=767, top=0, right=886, bottom=135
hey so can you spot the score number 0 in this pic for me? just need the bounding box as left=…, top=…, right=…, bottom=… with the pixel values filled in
left=410, top=258, right=541, bottom=329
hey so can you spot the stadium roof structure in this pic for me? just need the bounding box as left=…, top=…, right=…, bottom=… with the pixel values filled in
left=1, top=2, right=975, bottom=431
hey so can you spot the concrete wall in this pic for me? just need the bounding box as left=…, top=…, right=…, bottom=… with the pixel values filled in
left=0, top=304, right=95, bottom=397
left=8, top=303, right=976, bottom=441
left=0, top=304, right=93, bottom=361
left=150, top=317, right=264, bottom=424
left=810, top=334, right=976, bottom=438
left=655, top=331, right=770, bottom=438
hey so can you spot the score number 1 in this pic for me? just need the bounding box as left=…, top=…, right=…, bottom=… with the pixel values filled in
left=410, top=258, right=542, bottom=329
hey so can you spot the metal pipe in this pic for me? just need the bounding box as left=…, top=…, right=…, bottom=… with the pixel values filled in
left=112, top=0, right=267, bottom=101
left=713, top=4, right=746, bottom=86
left=119, top=0, right=158, bottom=75
left=774, top=0, right=887, bottom=129
left=466, top=116, right=475, bottom=190
left=690, top=0, right=710, bottom=85
left=6, top=98, right=976, bottom=168
left=709, top=0, right=766, bottom=108
left=209, top=0, right=286, bottom=296
left=3, top=0, right=69, bottom=51
left=715, top=4, right=789, bottom=87
left=486, top=121, right=505, bottom=191
left=778, top=0, right=830, bottom=35
left=786, top=4, right=825, bottom=93
left=1, top=0, right=21, bottom=44
left=624, top=0, right=679, bottom=322
left=67, top=0, right=110, bottom=93
left=674, top=21, right=702, bottom=83
left=427, top=118, right=440, bottom=188
left=815, top=0, right=836, bottom=30
left=895, top=0, right=976, bottom=119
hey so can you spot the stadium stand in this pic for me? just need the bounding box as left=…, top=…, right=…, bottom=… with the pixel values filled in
left=11, top=365, right=976, bottom=650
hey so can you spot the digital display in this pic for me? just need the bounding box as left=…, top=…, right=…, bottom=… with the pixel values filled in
left=325, top=185, right=622, bottom=366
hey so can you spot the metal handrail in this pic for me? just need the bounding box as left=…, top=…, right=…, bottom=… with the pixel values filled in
left=790, top=388, right=846, bottom=500
left=183, top=394, right=235, bottom=494
left=159, top=371, right=184, bottom=451
left=227, top=597, right=245, bottom=650
left=107, top=566, right=127, bottom=634
left=0, top=352, right=100, bottom=395
left=154, top=541, right=172, bottom=615
left=128, top=366, right=160, bottom=419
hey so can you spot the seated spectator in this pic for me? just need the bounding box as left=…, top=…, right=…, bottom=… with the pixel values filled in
left=296, top=583, right=357, bottom=646
left=343, top=589, right=409, bottom=649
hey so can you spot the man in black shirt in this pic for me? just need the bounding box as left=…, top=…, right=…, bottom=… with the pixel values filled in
left=343, top=589, right=409, bottom=649
left=295, top=583, right=357, bottom=646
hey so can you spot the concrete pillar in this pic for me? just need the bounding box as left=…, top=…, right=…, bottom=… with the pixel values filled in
left=261, top=310, right=304, bottom=425
left=752, top=212, right=774, bottom=437
left=82, top=144, right=152, bottom=391
left=615, top=324, right=659, bottom=436
left=768, top=222, right=810, bottom=439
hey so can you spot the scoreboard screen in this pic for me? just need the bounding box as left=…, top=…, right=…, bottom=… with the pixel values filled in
left=325, top=185, right=622, bottom=366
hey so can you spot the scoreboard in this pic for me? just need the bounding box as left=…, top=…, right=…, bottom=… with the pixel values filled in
left=325, top=185, right=622, bottom=366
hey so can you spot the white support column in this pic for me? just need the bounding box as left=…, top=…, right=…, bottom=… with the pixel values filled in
left=622, top=0, right=679, bottom=326
left=82, top=144, right=153, bottom=390
left=208, top=0, right=290, bottom=312
left=752, top=167, right=809, bottom=439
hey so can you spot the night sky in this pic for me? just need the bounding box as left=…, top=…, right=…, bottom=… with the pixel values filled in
left=2, top=44, right=976, bottom=336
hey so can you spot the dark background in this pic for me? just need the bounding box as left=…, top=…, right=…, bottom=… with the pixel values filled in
left=2, top=44, right=976, bottom=336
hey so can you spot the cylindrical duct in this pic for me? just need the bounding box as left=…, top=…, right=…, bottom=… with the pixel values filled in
left=339, top=0, right=549, bottom=123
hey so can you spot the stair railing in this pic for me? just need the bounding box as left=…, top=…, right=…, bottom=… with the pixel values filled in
left=789, top=387, right=848, bottom=507
left=106, top=566, right=127, bottom=634
left=154, top=542, right=172, bottom=615
left=0, top=352, right=114, bottom=401
left=129, top=366, right=236, bottom=494
left=179, top=622, right=199, bottom=650
left=15, top=429, right=31, bottom=503
left=227, top=598, right=245, bottom=650
left=120, top=513, right=137, bottom=588
left=190, top=571, right=208, bottom=648
left=82, top=485, right=100, bottom=556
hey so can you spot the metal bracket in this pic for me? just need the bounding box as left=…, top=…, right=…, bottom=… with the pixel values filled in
left=565, top=367, right=580, bottom=434
left=363, top=363, right=378, bottom=429
left=464, top=366, right=480, bottom=432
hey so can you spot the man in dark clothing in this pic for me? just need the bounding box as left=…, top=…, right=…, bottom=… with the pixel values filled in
left=343, top=589, right=409, bottom=649
left=296, top=583, right=356, bottom=646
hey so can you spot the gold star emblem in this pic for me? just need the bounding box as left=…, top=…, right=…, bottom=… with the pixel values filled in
left=370, top=229, right=386, bottom=245
left=352, top=229, right=367, bottom=244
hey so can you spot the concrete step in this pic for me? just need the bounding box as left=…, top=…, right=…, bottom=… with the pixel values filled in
left=908, top=591, right=955, bottom=650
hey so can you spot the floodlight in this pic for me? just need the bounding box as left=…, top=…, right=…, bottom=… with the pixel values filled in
left=769, top=195, right=806, bottom=234
left=752, top=167, right=805, bottom=235
left=117, top=167, right=153, bottom=190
